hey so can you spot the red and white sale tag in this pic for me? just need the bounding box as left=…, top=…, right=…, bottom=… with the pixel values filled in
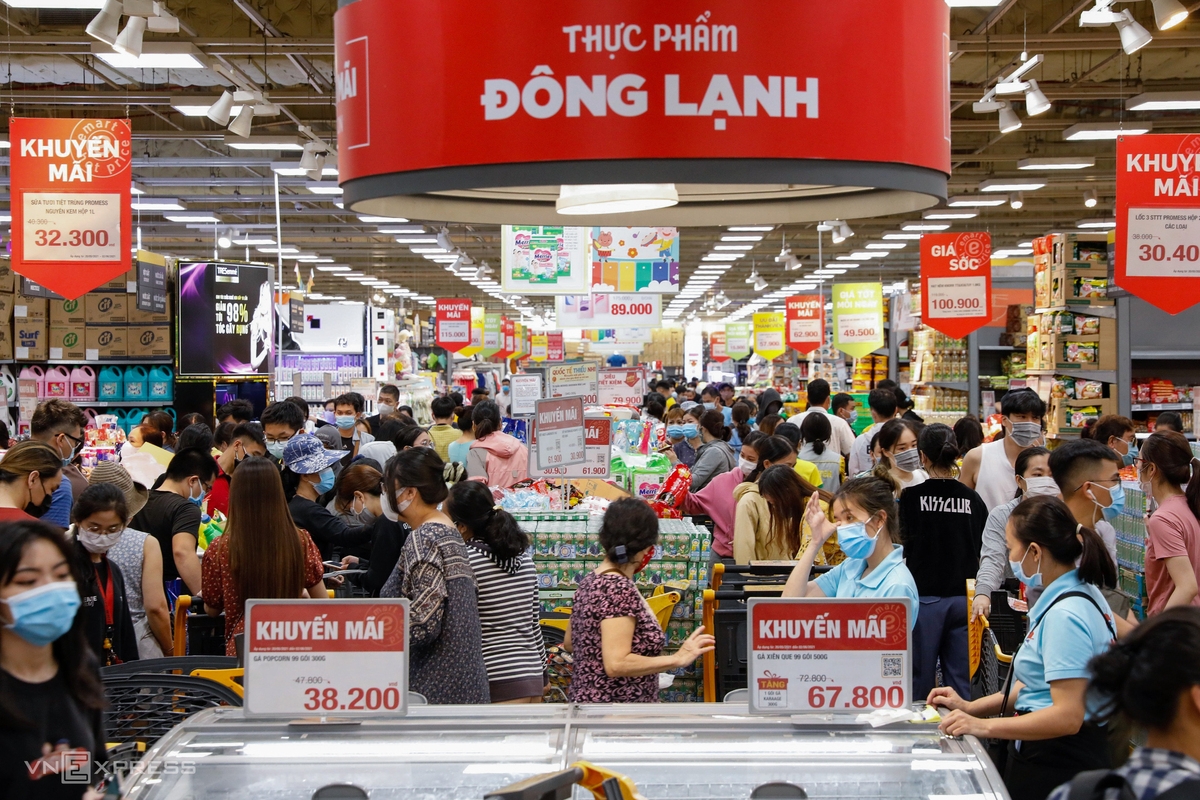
left=244, top=599, right=408, bottom=718
left=920, top=232, right=991, bottom=338
left=436, top=298, right=472, bottom=351
left=598, top=367, right=645, bottom=406
left=747, top=597, right=912, bottom=715
left=528, top=414, right=611, bottom=479
left=535, top=396, right=585, bottom=470
left=786, top=295, right=824, bottom=354
left=927, top=276, right=988, bottom=319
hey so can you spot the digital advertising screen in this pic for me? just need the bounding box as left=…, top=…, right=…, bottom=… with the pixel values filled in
left=177, top=261, right=273, bottom=377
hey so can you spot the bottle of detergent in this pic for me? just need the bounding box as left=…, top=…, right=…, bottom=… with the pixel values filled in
left=148, top=366, right=173, bottom=402
left=18, top=365, right=45, bottom=400
left=70, top=366, right=97, bottom=403
left=121, top=408, right=148, bottom=435
left=123, top=366, right=148, bottom=402
left=98, top=366, right=123, bottom=402
left=43, top=366, right=70, bottom=400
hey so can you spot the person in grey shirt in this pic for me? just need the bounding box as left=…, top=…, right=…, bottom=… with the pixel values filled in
left=973, top=447, right=1054, bottom=623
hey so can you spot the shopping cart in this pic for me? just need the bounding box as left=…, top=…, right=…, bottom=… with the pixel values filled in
left=171, top=595, right=227, bottom=657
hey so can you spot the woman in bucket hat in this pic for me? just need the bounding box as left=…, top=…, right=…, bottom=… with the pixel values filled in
left=280, top=434, right=371, bottom=562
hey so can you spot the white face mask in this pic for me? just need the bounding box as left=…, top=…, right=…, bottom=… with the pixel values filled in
left=377, top=403, right=395, bottom=416
left=1021, top=476, right=1059, bottom=497
left=78, top=528, right=124, bottom=554
left=738, top=457, right=756, bottom=475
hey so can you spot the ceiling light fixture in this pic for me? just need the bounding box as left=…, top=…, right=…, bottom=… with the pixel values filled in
left=1126, top=90, right=1200, bottom=111
left=226, top=105, right=255, bottom=138
left=217, top=228, right=233, bottom=249
left=865, top=242, right=907, bottom=249
left=1079, top=2, right=1153, bottom=53
left=85, top=0, right=121, bottom=44
left=131, top=197, right=185, bottom=211
left=1152, top=0, right=1189, bottom=29
left=923, top=209, right=978, bottom=220
left=829, top=220, right=854, bottom=244
left=948, top=195, right=1009, bottom=207
left=882, top=232, right=924, bottom=240
left=112, top=15, right=147, bottom=58
left=92, top=42, right=206, bottom=69
left=1084, top=189, right=1099, bottom=208
left=1076, top=218, right=1118, bottom=229
left=164, top=211, right=221, bottom=223
left=1017, top=157, right=1096, bottom=170
left=555, top=184, right=678, bottom=215
left=1010, top=192, right=1025, bottom=210
left=306, top=182, right=344, bottom=195
left=901, top=222, right=950, bottom=231
left=1062, top=122, right=1152, bottom=140
left=1023, top=81, right=1051, bottom=116
left=979, top=178, right=1045, bottom=192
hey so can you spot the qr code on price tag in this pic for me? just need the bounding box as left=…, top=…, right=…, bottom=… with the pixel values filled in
left=881, top=655, right=903, bottom=678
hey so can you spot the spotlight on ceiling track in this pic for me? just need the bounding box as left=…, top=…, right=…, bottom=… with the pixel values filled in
left=85, top=0, right=122, bottom=45
left=1079, top=2, right=1152, bottom=54
left=217, top=227, right=233, bottom=249
left=1152, top=0, right=1189, bottom=29
left=112, top=15, right=147, bottom=58
left=1084, top=190, right=1099, bottom=208
left=206, top=90, right=235, bottom=126
left=226, top=105, right=255, bottom=138
left=1010, top=193, right=1024, bottom=210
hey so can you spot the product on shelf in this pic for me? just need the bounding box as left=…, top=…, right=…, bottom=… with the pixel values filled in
left=1132, top=380, right=1195, bottom=406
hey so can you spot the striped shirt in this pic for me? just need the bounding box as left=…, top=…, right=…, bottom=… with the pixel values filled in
left=465, top=540, right=547, bottom=684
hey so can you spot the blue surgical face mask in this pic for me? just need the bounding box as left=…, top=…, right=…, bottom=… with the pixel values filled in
left=679, top=423, right=699, bottom=439
left=314, top=468, right=335, bottom=495
left=848, top=409, right=858, bottom=424
left=188, top=481, right=207, bottom=507
left=836, top=515, right=880, bottom=560
left=1114, top=438, right=1138, bottom=467
left=502, top=386, right=510, bottom=394
left=2, top=581, right=81, bottom=646
left=334, top=415, right=357, bottom=430
left=323, top=410, right=335, bottom=424
left=1010, top=545, right=1043, bottom=590
left=667, top=425, right=686, bottom=439
left=1088, top=481, right=1125, bottom=522
left=703, top=402, right=716, bottom=410
left=267, top=441, right=287, bottom=460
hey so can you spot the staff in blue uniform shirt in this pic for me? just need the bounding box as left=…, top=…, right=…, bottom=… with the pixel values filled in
left=929, top=495, right=1117, bottom=800
left=782, top=476, right=920, bottom=628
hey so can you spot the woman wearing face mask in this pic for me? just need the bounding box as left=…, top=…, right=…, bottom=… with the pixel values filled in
left=0, top=440, right=64, bottom=522
left=0, top=521, right=109, bottom=800
left=781, top=476, right=920, bottom=619
left=873, top=418, right=927, bottom=496
left=665, top=406, right=701, bottom=468
left=973, top=447, right=1053, bottom=622
left=281, top=434, right=371, bottom=563
left=1082, top=415, right=1139, bottom=468
left=799, top=412, right=843, bottom=494
left=682, top=431, right=765, bottom=569
left=688, top=409, right=738, bottom=492
left=565, top=498, right=715, bottom=703
left=203, top=457, right=328, bottom=657
left=930, top=496, right=1117, bottom=800
left=446, top=480, right=546, bottom=703
left=897, top=424, right=989, bottom=701
left=68, top=484, right=140, bottom=666
left=379, top=447, right=490, bottom=703
left=733, top=464, right=832, bottom=565
left=335, top=464, right=412, bottom=597
left=1138, top=432, right=1200, bottom=614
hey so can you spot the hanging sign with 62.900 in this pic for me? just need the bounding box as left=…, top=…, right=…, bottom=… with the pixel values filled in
left=920, top=232, right=992, bottom=339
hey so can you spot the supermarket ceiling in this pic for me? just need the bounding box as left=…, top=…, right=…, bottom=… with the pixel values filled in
left=1, top=0, right=1198, bottom=321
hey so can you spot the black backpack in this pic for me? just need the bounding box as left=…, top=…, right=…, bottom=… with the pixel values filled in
left=1067, top=770, right=1200, bottom=800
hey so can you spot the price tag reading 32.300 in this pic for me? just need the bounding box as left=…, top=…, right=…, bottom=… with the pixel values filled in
left=23, top=192, right=122, bottom=262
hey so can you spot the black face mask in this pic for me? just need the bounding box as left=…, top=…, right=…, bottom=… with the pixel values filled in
left=26, top=485, right=53, bottom=519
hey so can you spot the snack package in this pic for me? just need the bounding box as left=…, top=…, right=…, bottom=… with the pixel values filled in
left=1063, top=342, right=1097, bottom=363
left=1075, top=315, right=1100, bottom=335
left=1074, top=277, right=1108, bottom=299
left=1052, top=376, right=1075, bottom=400
left=1070, top=406, right=1101, bottom=428
left=1076, top=380, right=1105, bottom=400
left=653, top=464, right=691, bottom=509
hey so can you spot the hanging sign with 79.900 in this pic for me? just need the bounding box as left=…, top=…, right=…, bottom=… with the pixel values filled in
left=920, top=232, right=992, bottom=339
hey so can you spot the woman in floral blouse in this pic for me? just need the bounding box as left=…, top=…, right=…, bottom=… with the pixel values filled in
left=566, top=498, right=714, bottom=703
left=380, top=447, right=489, bottom=704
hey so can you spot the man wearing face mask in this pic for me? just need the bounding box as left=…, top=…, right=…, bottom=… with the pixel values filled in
left=365, top=384, right=401, bottom=437
left=332, top=393, right=374, bottom=455
left=497, top=377, right=512, bottom=417
left=130, top=447, right=216, bottom=596
left=281, top=434, right=372, bottom=563
left=1048, top=438, right=1125, bottom=585
left=30, top=399, right=89, bottom=528
left=960, top=388, right=1047, bottom=511
left=261, top=400, right=307, bottom=464
left=205, top=422, right=268, bottom=519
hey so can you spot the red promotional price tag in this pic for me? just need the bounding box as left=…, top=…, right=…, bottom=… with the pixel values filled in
left=709, top=331, right=728, bottom=362
left=747, top=597, right=911, bottom=715
left=920, top=232, right=992, bottom=338
left=598, top=367, right=645, bottom=406
left=528, top=414, right=612, bottom=478
left=435, top=298, right=472, bottom=351
left=1116, top=134, right=1200, bottom=314
left=244, top=599, right=408, bottom=718
left=786, top=295, right=824, bottom=354
left=10, top=118, right=133, bottom=299
left=547, top=331, right=564, bottom=361
left=535, top=396, right=586, bottom=470
left=501, top=317, right=515, bottom=358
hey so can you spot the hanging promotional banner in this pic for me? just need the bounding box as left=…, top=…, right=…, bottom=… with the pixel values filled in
left=529, top=332, right=549, bottom=362
left=10, top=117, right=133, bottom=299
left=509, top=373, right=542, bottom=415
left=177, top=262, right=274, bottom=377
left=920, top=232, right=992, bottom=338
left=513, top=322, right=526, bottom=359
left=752, top=311, right=785, bottom=360
left=549, top=362, right=599, bottom=403
left=584, top=327, right=654, bottom=344
left=459, top=306, right=486, bottom=357
left=501, top=225, right=590, bottom=295
left=598, top=367, right=646, bottom=406
left=725, top=322, right=751, bottom=360
left=528, top=414, right=612, bottom=479
left=534, top=396, right=586, bottom=471
left=556, top=293, right=661, bottom=329
left=590, top=227, right=679, bottom=293
left=435, top=298, right=472, bottom=352
left=1116, top=133, right=1200, bottom=314
left=832, top=282, right=884, bottom=359
left=481, top=313, right=502, bottom=358
left=547, top=331, right=565, bottom=361
left=709, top=331, right=728, bottom=362
left=501, top=317, right=515, bottom=358
left=244, top=599, right=409, bottom=718
left=747, top=598, right=912, bottom=715
left=334, top=1, right=951, bottom=225
left=786, top=295, right=824, bottom=354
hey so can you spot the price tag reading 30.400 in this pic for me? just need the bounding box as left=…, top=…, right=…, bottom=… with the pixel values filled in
left=1126, top=207, right=1200, bottom=277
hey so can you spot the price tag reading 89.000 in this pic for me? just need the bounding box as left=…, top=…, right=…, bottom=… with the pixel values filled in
left=926, top=277, right=987, bottom=319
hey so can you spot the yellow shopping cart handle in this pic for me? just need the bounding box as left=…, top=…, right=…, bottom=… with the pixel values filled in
left=484, top=762, right=642, bottom=800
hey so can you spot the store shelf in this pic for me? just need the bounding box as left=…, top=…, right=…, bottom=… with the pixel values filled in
left=11, top=359, right=172, bottom=366
left=1131, top=402, right=1194, bottom=412
left=1027, top=368, right=1117, bottom=383
left=979, top=345, right=1021, bottom=351
left=1036, top=304, right=1118, bottom=319
left=1131, top=349, right=1200, bottom=361
left=74, top=401, right=172, bottom=408
left=912, top=381, right=969, bottom=390
left=1137, top=431, right=1197, bottom=440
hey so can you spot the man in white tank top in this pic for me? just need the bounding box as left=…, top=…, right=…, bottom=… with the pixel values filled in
left=959, top=389, right=1047, bottom=511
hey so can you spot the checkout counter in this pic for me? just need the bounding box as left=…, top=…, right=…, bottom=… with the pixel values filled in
left=120, top=703, right=1008, bottom=800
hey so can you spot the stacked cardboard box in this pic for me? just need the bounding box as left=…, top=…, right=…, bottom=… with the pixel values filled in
left=642, top=327, right=683, bottom=366
left=4, top=266, right=173, bottom=362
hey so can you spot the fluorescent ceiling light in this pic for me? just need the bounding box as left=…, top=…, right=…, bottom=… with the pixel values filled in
left=866, top=243, right=906, bottom=249
left=1063, top=122, right=1152, bottom=141
left=164, top=212, right=220, bottom=223
left=258, top=245, right=300, bottom=254
left=979, top=178, right=1045, bottom=192
left=726, top=226, right=774, bottom=231
left=132, top=197, right=185, bottom=211
left=223, top=135, right=305, bottom=151
left=1017, top=157, right=1096, bottom=170
left=556, top=183, right=678, bottom=215
left=358, top=215, right=409, bottom=223
left=379, top=227, right=425, bottom=234
left=923, top=209, right=978, bottom=219
left=306, top=182, right=343, bottom=195
left=1127, top=91, right=1200, bottom=111
left=721, top=235, right=763, bottom=242
left=92, top=42, right=206, bottom=69
left=883, top=232, right=924, bottom=240
left=232, top=235, right=275, bottom=246
left=410, top=246, right=449, bottom=254
left=130, top=181, right=145, bottom=194
left=713, top=244, right=753, bottom=250
left=393, top=237, right=439, bottom=244
left=294, top=254, right=323, bottom=261
left=902, top=222, right=951, bottom=231
left=271, top=161, right=338, bottom=177
left=316, top=265, right=351, bottom=272
left=703, top=254, right=741, bottom=261
left=1076, top=219, right=1117, bottom=229
left=948, top=195, right=1008, bottom=207
left=173, top=97, right=243, bottom=117
left=853, top=251, right=888, bottom=258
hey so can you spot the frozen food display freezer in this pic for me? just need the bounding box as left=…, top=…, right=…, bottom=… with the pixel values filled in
left=121, top=704, right=1008, bottom=800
